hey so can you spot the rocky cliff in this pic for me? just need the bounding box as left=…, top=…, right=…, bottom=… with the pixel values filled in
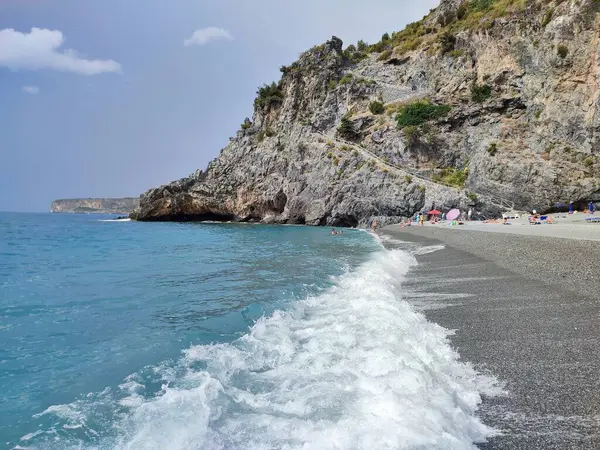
left=51, top=198, right=139, bottom=214
left=133, top=0, right=600, bottom=226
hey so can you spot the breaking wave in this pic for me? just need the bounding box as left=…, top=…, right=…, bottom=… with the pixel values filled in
left=28, top=247, right=500, bottom=450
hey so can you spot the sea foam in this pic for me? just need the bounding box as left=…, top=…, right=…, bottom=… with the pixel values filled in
left=103, top=247, right=501, bottom=450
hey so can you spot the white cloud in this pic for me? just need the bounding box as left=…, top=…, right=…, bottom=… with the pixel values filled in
left=0, top=27, right=122, bottom=75
left=184, top=27, right=233, bottom=47
left=22, top=85, right=39, bottom=94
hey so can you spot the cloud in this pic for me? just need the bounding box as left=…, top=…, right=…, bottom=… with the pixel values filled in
left=184, top=27, right=233, bottom=47
left=0, top=27, right=122, bottom=75
left=22, top=85, right=39, bottom=94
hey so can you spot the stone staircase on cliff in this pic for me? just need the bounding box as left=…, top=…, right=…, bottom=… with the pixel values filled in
left=317, top=132, right=515, bottom=212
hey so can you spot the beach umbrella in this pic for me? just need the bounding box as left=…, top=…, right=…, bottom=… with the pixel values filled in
left=428, top=209, right=441, bottom=215
left=446, top=209, right=460, bottom=221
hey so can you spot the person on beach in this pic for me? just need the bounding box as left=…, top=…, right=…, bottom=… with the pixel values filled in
left=468, top=209, right=472, bottom=221
left=419, top=214, right=425, bottom=226
left=371, top=220, right=378, bottom=233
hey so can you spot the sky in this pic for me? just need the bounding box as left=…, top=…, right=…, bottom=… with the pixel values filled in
left=0, top=0, right=438, bottom=212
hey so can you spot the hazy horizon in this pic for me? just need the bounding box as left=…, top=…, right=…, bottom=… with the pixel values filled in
left=1, top=0, right=437, bottom=212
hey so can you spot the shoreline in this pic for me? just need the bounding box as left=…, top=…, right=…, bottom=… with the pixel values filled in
left=381, top=225, right=600, bottom=449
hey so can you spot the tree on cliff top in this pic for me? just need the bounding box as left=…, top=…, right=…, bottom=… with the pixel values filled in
left=254, top=82, right=284, bottom=110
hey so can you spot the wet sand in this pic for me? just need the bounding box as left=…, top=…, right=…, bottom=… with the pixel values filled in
left=381, top=225, right=600, bottom=449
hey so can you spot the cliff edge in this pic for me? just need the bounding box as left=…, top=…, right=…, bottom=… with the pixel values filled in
left=133, top=0, right=600, bottom=225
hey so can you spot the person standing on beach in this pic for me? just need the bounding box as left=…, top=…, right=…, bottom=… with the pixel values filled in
left=419, top=214, right=425, bottom=226
left=468, top=209, right=472, bottom=221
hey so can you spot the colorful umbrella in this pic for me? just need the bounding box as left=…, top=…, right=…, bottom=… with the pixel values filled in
left=428, top=209, right=441, bottom=215
left=446, top=209, right=460, bottom=221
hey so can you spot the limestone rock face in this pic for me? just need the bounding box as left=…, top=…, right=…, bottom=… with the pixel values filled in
left=133, top=1, right=600, bottom=225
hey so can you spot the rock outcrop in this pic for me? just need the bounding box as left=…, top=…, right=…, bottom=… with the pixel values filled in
left=133, top=0, right=600, bottom=225
left=51, top=198, right=139, bottom=214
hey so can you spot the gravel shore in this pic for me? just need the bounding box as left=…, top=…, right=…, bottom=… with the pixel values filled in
left=381, top=225, right=600, bottom=449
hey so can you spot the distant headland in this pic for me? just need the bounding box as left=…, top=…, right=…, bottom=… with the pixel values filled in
left=50, top=198, right=139, bottom=214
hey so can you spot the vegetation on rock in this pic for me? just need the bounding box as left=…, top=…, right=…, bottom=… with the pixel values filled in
left=557, top=45, right=569, bottom=59
left=339, top=74, right=354, bottom=85
left=337, top=116, right=359, bottom=140
left=438, top=31, right=456, bottom=55
left=471, top=84, right=492, bottom=102
left=369, top=101, right=385, bottom=115
left=241, top=117, right=252, bottom=130
left=396, top=102, right=451, bottom=129
left=403, top=125, right=421, bottom=145
left=432, top=167, right=469, bottom=188
left=254, top=82, right=284, bottom=110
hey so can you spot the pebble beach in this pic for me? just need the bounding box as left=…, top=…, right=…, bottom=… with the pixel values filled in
left=382, top=222, right=600, bottom=449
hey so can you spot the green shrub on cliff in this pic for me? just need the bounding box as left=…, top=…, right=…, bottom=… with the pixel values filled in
left=469, top=0, right=494, bottom=12
left=403, top=125, right=421, bottom=145
left=369, top=101, right=385, bottom=115
left=457, top=2, right=468, bottom=19
left=557, top=45, right=569, bottom=59
left=541, top=8, right=554, bottom=27
left=338, top=116, right=359, bottom=140
left=339, top=74, right=354, bottom=85
left=254, top=82, right=284, bottom=110
left=438, top=31, right=456, bottom=55
left=396, top=102, right=451, bottom=129
left=240, top=117, right=252, bottom=130
left=471, top=83, right=492, bottom=102
left=377, top=49, right=392, bottom=61
left=432, top=167, right=468, bottom=188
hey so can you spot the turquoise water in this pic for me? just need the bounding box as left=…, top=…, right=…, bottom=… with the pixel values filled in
left=1, top=213, right=498, bottom=449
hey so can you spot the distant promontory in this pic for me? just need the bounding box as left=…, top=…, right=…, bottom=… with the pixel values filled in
left=51, top=198, right=139, bottom=214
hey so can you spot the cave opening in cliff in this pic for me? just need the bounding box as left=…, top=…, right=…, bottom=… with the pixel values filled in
left=330, top=216, right=359, bottom=228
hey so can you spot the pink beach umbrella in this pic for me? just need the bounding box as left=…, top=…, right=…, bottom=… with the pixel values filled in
left=446, top=209, right=460, bottom=221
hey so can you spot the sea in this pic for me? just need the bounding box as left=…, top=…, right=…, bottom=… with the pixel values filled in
left=0, top=212, right=499, bottom=450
